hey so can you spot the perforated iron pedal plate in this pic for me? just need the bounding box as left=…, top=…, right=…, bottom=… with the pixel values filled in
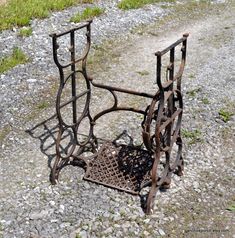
left=83, top=142, right=153, bottom=194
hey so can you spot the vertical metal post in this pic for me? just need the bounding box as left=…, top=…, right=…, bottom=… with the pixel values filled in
left=70, top=30, right=77, bottom=124
left=182, top=33, right=188, bottom=63
left=156, top=52, right=162, bottom=91
left=167, top=48, right=175, bottom=146
left=169, top=48, right=175, bottom=113
left=178, top=34, right=188, bottom=91
left=169, top=48, right=175, bottom=82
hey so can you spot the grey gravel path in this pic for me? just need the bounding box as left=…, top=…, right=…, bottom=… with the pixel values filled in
left=0, top=1, right=235, bottom=238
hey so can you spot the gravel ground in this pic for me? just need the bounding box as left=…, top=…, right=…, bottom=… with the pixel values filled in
left=0, top=0, right=235, bottom=238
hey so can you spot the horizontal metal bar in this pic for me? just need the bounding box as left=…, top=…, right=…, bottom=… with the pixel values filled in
left=93, top=106, right=147, bottom=122
left=159, top=108, right=182, bottom=131
left=59, top=89, right=90, bottom=109
left=92, top=81, right=156, bottom=98
left=164, top=90, right=173, bottom=103
left=155, top=33, right=189, bottom=56
left=83, top=177, right=139, bottom=195
left=162, top=66, right=185, bottom=90
left=162, top=80, right=173, bottom=89
left=49, top=20, right=92, bottom=38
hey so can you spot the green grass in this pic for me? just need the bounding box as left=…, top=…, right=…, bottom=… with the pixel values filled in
left=70, top=6, right=104, bottom=23
left=188, top=73, right=195, bottom=79
left=0, top=125, right=11, bottom=143
left=37, top=101, right=50, bottom=110
left=226, top=204, right=235, bottom=212
left=186, top=88, right=201, bottom=97
left=0, top=0, right=94, bottom=31
left=202, top=98, right=209, bottom=104
left=198, top=0, right=211, bottom=3
left=182, top=129, right=203, bottom=145
left=0, top=47, right=28, bottom=73
left=18, top=27, right=33, bottom=37
left=218, top=109, right=234, bottom=122
left=118, top=0, right=175, bottom=10
left=81, top=0, right=94, bottom=3
left=137, top=70, right=150, bottom=76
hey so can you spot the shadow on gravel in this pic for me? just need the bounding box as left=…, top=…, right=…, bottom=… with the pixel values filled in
left=25, top=113, right=61, bottom=170
left=25, top=115, right=170, bottom=214
left=25, top=113, right=82, bottom=184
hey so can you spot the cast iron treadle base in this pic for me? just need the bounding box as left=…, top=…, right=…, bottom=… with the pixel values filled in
left=84, top=142, right=154, bottom=195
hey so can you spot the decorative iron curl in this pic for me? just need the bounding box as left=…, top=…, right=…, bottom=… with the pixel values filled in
left=50, top=21, right=94, bottom=184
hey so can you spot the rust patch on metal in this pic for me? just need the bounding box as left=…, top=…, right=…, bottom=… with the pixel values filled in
left=84, top=142, right=153, bottom=194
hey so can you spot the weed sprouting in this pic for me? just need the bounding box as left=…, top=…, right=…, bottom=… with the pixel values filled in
left=70, top=7, right=104, bottom=23
left=218, top=109, right=234, bottom=122
left=186, top=88, right=201, bottom=97
left=18, top=27, right=33, bottom=37
left=0, top=47, right=28, bottom=73
left=226, top=204, right=235, bottom=212
left=181, top=129, right=203, bottom=145
left=137, top=70, right=150, bottom=76
left=202, top=98, right=209, bottom=104
left=118, top=0, right=175, bottom=10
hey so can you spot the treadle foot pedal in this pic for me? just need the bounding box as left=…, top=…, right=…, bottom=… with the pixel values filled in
left=84, top=142, right=153, bottom=194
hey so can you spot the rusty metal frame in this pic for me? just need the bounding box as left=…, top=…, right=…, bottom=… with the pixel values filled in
left=50, top=20, right=188, bottom=214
